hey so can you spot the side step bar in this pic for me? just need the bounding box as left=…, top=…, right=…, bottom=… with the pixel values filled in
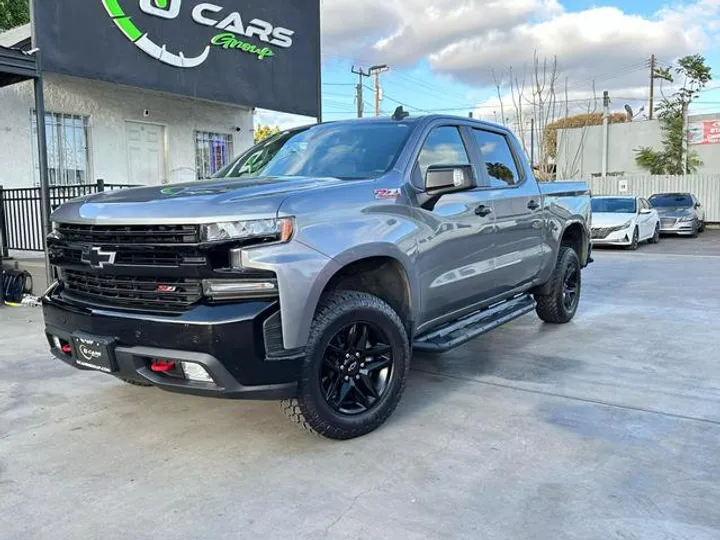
left=413, top=294, right=536, bottom=353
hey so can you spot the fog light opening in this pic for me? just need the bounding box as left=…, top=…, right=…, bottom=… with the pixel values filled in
left=150, top=360, right=176, bottom=373
left=180, top=362, right=214, bottom=383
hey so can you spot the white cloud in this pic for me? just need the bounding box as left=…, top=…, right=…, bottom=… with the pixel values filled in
left=322, top=0, right=720, bottom=92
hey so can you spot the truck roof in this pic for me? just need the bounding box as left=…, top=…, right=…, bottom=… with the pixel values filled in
left=292, top=114, right=511, bottom=133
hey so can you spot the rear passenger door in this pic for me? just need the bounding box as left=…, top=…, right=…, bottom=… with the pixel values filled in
left=471, top=128, right=548, bottom=297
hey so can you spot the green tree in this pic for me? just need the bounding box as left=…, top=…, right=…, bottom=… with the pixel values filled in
left=0, top=0, right=30, bottom=31
left=635, top=54, right=712, bottom=175
left=254, top=124, right=280, bottom=144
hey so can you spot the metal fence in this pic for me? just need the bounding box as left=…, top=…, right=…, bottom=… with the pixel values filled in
left=587, top=175, right=720, bottom=223
left=0, top=180, right=137, bottom=254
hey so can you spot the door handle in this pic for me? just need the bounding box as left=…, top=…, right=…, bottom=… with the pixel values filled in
left=527, top=200, right=541, bottom=211
left=475, top=205, right=493, bottom=217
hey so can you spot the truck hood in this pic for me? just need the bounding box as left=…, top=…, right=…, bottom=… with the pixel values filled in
left=591, top=213, right=635, bottom=228
left=51, top=176, right=345, bottom=225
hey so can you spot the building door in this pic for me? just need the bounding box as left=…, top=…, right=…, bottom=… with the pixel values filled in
left=126, top=122, right=166, bottom=186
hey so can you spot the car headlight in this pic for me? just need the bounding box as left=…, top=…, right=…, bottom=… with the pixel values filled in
left=679, top=215, right=694, bottom=222
left=200, top=218, right=294, bottom=243
left=619, top=220, right=632, bottom=229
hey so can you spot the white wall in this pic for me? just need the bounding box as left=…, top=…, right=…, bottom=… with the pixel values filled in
left=0, top=73, right=254, bottom=189
left=556, top=116, right=720, bottom=180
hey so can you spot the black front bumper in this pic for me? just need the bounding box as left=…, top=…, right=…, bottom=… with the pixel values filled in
left=43, top=289, right=302, bottom=400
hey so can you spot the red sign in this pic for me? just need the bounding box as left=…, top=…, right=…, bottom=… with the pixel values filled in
left=688, top=120, right=720, bottom=145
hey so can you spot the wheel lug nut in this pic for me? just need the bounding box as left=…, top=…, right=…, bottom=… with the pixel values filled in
left=360, top=363, right=365, bottom=368
left=355, top=375, right=360, bottom=380
left=346, top=354, right=350, bottom=359
left=356, top=352, right=361, bottom=357
left=345, top=376, right=350, bottom=381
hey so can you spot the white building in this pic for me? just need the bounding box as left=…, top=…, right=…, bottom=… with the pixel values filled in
left=0, top=25, right=254, bottom=190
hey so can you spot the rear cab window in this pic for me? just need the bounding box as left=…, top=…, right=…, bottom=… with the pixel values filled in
left=473, top=129, right=523, bottom=188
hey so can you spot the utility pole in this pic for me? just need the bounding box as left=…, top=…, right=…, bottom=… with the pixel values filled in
left=649, top=54, right=656, bottom=120
left=368, top=64, right=390, bottom=116
left=682, top=100, right=689, bottom=173
left=351, top=66, right=370, bottom=118
left=602, top=90, right=610, bottom=177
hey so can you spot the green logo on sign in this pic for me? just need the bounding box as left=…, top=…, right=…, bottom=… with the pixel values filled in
left=101, top=0, right=294, bottom=69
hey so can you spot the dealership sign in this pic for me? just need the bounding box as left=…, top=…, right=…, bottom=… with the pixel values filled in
left=688, top=120, right=720, bottom=145
left=34, top=0, right=320, bottom=116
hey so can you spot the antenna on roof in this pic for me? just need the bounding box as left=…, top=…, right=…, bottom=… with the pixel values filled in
left=392, top=106, right=409, bottom=121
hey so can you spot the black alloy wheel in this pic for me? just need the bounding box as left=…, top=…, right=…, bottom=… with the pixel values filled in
left=282, top=291, right=410, bottom=440
left=535, top=247, right=582, bottom=324
left=562, top=264, right=580, bottom=313
left=320, top=322, right=394, bottom=415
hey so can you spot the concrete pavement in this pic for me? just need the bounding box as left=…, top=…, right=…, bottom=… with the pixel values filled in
left=1, top=232, right=719, bottom=539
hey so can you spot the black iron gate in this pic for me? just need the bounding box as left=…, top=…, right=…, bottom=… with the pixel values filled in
left=0, top=180, right=136, bottom=254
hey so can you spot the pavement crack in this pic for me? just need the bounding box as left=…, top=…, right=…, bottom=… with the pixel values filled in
left=411, top=367, right=720, bottom=427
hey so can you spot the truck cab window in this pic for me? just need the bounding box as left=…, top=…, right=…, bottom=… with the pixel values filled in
left=417, top=126, right=470, bottom=179
left=473, top=130, right=522, bottom=187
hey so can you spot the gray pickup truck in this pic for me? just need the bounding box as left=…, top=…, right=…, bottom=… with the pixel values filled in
left=43, top=112, right=591, bottom=439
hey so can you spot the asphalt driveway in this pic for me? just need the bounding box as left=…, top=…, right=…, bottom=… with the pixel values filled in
left=1, top=232, right=719, bottom=539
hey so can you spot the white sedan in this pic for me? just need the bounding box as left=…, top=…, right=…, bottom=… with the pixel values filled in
left=590, top=196, right=661, bottom=250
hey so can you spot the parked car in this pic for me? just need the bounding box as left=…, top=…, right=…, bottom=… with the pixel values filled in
left=649, top=192, right=706, bottom=237
left=590, top=196, right=660, bottom=249
left=43, top=113, right=592, bottom=440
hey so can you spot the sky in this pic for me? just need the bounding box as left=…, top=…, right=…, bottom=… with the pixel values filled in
left=255, top=0, right=720, bottom=129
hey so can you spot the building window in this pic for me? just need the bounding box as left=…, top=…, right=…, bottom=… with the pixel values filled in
left=31, top=111, right=91, bottom=185
left=195, top=131, right=234, bottom=180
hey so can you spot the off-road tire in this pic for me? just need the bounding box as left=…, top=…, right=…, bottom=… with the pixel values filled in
left=281, top=291, right=410, bottom=440
left=648, top=223, right=660, bottom=244
left=118, top=377, right=153, bottom=387
left=282, top=291, right=410, bottom=440
left=534, top=247, right=581, bottom=324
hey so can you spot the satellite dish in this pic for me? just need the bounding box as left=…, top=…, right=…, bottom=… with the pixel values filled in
left=624, top=104, right=634, bottom=121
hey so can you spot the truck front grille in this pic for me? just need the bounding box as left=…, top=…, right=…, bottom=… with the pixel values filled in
left=61, top=270, right=203, bottom=311
left=57, top=223, right=200, bottom=245
left=51, top=246, right=205, bottom=268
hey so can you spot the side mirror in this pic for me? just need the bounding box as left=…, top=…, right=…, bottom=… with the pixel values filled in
left=695, top=202, right=702, bottom=209
left=425, top=164, right=477, bottom=196
left=640, top=208, right=652, bottom=215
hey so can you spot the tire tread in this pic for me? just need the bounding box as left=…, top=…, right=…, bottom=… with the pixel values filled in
left=281, top=290, right=410, bottom=440
left=535, top=247, right=580, bottom=324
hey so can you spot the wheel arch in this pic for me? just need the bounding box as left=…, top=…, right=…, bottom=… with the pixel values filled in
left=313, top=245, right=419, bottom=339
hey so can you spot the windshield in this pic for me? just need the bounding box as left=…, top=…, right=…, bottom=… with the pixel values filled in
left=591, top=198, right=636, bottom=213
left=649, top=194, right=694, bottom=208
left=213, top=122, right=414, bottom=180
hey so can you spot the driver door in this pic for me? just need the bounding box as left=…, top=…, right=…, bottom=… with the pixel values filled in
left=412, top=124, right=496, bottom=328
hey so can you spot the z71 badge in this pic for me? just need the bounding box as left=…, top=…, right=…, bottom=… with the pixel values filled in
left=374, top=188, right=401, bottom=200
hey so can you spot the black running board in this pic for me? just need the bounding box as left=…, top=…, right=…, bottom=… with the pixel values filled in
left=413, top=294, right=536, bottom=353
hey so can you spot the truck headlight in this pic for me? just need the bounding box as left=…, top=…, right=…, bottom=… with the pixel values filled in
left=201, top=218, right=294, bottom=243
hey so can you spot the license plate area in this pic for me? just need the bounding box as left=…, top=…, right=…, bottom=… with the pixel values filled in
left=72, top=333, right=117, bottom=373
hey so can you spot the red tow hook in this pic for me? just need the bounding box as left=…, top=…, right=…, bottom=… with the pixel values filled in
left=150, top=360, right=176, bottom=373
left=61, top=344, right=72, bottom=355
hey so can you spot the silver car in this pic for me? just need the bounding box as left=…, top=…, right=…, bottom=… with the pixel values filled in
left=649, top=193, right=706, bottom=237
